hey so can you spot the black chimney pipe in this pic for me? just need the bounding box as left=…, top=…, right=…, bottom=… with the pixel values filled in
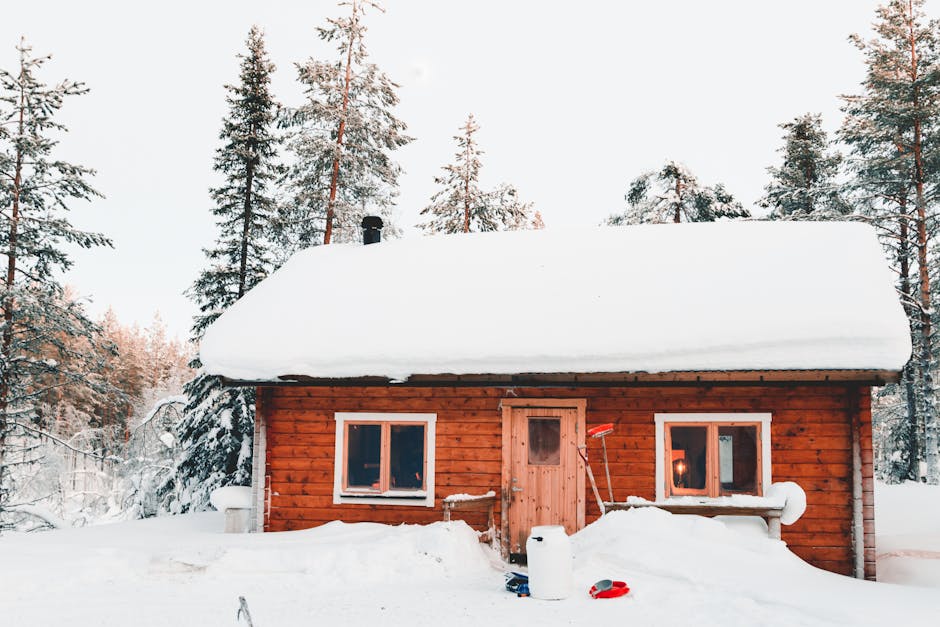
left=362, top=216, right=383, bottom=245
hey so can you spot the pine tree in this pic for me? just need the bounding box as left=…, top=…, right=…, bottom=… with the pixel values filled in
left=842, top=35, right=920, bottom=483
left=0, top=39, right=113, bottom=529
left=170, top=27, right=280, bottom=512
left=761, top=113, right=849, bottom=220
left=280, top=0, right=411, bottom=248
left=841, top=0, right=940, bottom=483
left=607, top=161, right=750, bottom=225
left=419, top=114, right=536, bottom=234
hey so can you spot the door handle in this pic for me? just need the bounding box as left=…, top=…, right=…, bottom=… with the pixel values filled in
left=511, top=486, right=523, bottom=492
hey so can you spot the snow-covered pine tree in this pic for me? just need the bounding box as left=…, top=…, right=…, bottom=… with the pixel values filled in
left=607, top=161, right=750, bottom=225
left=418, top=114, right=536, bottom=234
left=761, top=113, right=850, bottom=220
left=841, top=0, right=940, bottom=484
left=279, top=0, right=411, bottom=248
left=842, top=79, right=919, bottom=483
left=169, top=26, right=280, bottom=513
left=0, top=39, right=113, bottom=529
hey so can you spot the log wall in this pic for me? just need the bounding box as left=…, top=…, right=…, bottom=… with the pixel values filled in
left=260, top=384, right=873, bottom=578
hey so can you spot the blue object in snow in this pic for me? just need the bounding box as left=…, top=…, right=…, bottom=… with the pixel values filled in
left=504, top=571, right=530, bottom=597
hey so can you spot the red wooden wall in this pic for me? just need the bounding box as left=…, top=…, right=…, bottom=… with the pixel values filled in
left=260, top=384, right=874, bottom=578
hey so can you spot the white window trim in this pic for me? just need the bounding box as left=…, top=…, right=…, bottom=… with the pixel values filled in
left=654, top=413, right=772, bottom=502
left=333, top=412, right=436, bottom=507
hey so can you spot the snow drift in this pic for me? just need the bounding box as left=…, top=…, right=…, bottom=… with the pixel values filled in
left=4, top=504, right=939, bottom=626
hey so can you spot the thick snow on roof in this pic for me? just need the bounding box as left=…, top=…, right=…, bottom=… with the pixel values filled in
left=200, top=221, right=912, bottom=382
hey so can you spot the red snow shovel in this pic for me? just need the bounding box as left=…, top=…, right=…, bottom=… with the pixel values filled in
left=588, top=423, right=615, bottom=503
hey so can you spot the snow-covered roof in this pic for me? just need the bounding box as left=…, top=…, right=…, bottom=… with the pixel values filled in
left=200, top=221, right=912, bottom=382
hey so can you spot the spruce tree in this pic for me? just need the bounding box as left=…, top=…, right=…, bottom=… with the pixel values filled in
left=280, top=0, right=411, bottom=248
left=841, top=0, right=940, bottom=483
left=170, top=26, right=280, bottom=512
left=0, top=39, right=112, bottom=529
left=607, top=161, right=750, bottom=225
left=419, top=114, right=536, bottom=234
left=761, top=113, right=849, bottom=220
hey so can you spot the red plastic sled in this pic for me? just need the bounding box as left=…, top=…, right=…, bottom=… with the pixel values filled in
left=589, top=579, right=629, bottom=599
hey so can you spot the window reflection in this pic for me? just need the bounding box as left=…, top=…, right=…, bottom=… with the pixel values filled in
left=390, top=425, right=425, bottom=489
left=718, top=425, right=757, bottom=493
left=347, top=424, right=381, bottom=488
left=528, top=418, right=561, bottom=465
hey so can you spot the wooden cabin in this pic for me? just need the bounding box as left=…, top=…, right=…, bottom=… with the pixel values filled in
left=200, top=221, right=911, bottom=580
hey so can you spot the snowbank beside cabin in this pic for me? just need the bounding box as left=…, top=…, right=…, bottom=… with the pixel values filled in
left=200, top=222, right=911, bottom=382
left=876, top=481, right=940, bottom=588
left=3, top=507, right=939, bottom=626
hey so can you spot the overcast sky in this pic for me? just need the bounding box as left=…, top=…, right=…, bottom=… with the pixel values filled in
left=1, top=0, right=908, bottom=340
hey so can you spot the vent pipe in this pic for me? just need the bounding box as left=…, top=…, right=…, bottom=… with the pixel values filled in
left=362, top=216, right=383, bottom=245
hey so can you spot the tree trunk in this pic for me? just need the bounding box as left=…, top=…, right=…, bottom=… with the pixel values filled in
left=908, top=3, right=937, bottom=482
left=463, top=130, right=471, bottom=233
left=237, top=136, right=256, bottom=299
left=899, top=195, right=912, bottom=317
left=898, top=196, right=920, bottom=480
left=674, top=177, right=682, bottom=223
left=324, top=1, right=358, bottom=245
left=0, top=64, right=25, bottom=513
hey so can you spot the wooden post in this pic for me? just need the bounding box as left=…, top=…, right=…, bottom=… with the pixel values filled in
left=767, top=514, right=782, bottom=541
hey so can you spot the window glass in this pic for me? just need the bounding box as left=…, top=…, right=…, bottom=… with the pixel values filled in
left=669, top=426, right=708, bottom=490
left=718, top=425, right=758, bottom=493
left=528, top=418, right=561, bottom=465
left=346, top=424, right=381, bottom=489
left=390, top=425, right=425, bottom=490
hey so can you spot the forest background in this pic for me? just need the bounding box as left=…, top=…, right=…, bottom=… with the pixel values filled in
left=0, top=0, right=936, bottom=529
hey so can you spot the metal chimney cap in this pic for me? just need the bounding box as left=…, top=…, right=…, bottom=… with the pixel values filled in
left=362, top=215, right=384, bottom=245
left=361, top=216, right=384, bottom=229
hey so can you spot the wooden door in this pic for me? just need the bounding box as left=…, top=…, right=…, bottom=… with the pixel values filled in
left=502, top=402, right=585, bottom=557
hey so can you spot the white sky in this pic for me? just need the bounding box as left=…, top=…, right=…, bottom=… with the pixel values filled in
left=1, top=0, right=902, bottom=340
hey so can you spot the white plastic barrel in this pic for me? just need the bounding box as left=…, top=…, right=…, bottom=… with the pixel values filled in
left=525, top=525, right=572, bottom=600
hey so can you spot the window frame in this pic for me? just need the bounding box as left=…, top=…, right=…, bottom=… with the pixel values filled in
left=333, top=412, right=436, bottom=507
left=654, top=413, right=771, bottom=501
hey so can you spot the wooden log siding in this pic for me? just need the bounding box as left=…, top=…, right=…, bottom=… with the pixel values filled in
left=260, top=384, right=873, bottom=578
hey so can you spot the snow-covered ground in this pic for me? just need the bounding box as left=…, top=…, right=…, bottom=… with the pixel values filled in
left=876, top=481, right=940, bottom=588
left=2, top=485, right=938, bottom=627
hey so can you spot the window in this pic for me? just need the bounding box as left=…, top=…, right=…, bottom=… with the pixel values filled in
left=528, top=417, right=561, bottom=465
left=654, top=413, right=771, bottom=500
left=333, top=413, right=436, bottom=507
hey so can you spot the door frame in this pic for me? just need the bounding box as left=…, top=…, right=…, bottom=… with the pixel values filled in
left=499, top=398, right=586, bottom=559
